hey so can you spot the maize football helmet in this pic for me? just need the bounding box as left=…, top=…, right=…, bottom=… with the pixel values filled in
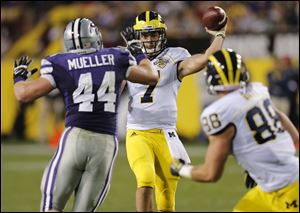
left=64, top=18, right=103, bottom=52
left=205, top=48, right=250, bottom=94
left=133, top=11, right=167, bottom=58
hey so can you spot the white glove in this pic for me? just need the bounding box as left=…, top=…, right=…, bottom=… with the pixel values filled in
left=170, top=158, right=193, bottom=179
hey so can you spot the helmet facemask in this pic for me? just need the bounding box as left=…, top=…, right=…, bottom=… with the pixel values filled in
left=133, top=11, right=167, bottom=58
left=136, top=28, right=167, bottom=58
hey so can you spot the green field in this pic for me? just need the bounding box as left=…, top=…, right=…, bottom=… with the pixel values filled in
left=1, top=141, right=248, bottom=212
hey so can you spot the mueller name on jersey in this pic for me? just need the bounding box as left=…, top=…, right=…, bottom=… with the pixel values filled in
left=67, top=54, right=115, bottom=70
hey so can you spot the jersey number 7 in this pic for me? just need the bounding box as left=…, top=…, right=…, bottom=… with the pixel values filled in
left=141, top=84, right=156, bottom=103
left=140, top=70, right=160, bottom=103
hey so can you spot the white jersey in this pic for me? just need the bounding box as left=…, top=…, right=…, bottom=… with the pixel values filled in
left=200, top=82, right=299, bottom=192
left=127, top=47, right=191, bottom=130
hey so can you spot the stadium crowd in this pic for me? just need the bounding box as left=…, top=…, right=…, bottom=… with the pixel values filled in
left=2, top=1, right=299, bottom=56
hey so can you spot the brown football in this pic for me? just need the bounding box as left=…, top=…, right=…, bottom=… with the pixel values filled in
left=201, top=6, right=227, bottom=31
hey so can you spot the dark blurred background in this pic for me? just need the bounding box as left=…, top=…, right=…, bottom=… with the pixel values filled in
left=1, top=1, right=299, bottom=145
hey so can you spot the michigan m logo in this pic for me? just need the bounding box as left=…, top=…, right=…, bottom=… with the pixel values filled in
left=168, top=132, right=176, bottom=138
left=286, top=200, right=298, bottom=209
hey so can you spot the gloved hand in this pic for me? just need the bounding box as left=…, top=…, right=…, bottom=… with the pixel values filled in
left=244, top=170, right=257, bottom=189
left=205, top=18, right=227, bottom=38
left=14, top=56, right=38, bottom=84
left=120, top=27, right=146, bottom=63
left=170, top=158, right=187, bottom=177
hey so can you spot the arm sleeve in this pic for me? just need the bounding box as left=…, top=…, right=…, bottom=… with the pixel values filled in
left=40, top=58, right=56, bottom=88
left=167, top=47, right=191, bottom=81
left=200, top=102, right=233, bottom=136
left=171, top=47, right=191, bottom=64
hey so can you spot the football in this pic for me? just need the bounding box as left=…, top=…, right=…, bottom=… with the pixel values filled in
left=201, top=6, right=227, bottom=31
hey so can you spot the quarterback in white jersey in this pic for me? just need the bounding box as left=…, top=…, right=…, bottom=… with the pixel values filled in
left=124, top=10, right=227, bottom=212
left=127, top=47, right=190, bottom=130
left=171, top=49, right=299, bottom=212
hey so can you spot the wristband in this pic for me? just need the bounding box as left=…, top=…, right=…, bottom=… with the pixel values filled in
left=14, top=76, right=26, bottom=84
left=135, top=53, right=147, bottom=64
left=179, top=164, right=193, bottom=179
left=215, top=32, right=226, bottom=38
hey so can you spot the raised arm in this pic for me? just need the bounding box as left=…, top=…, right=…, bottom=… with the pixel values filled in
left=14, top=79, right=54, bottom=103
left=177, top=24, right=227, bottom=81
left=121, top=27, right=159, bottom=85
left=14, top=56, right=54, bottom=103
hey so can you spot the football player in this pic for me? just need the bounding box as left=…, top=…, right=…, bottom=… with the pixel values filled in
left=13, top=18, right=159, bottom=212
left=171, top=49, right=299, bottom=212
left=121, top=11, right=227, bottom=211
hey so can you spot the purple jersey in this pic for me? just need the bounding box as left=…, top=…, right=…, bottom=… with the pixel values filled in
left=40, top=48, right=137, bottom=135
